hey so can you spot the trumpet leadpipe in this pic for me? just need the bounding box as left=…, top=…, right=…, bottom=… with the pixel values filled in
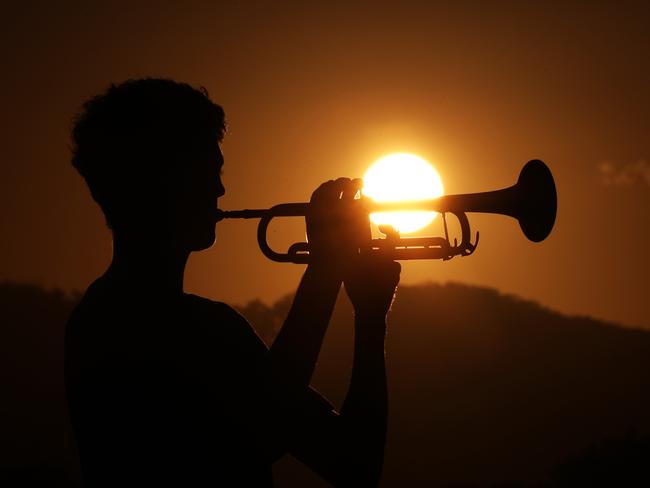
left=215, top=209, right=270, bottom=220
left=215, top=199, right=444, bottom=222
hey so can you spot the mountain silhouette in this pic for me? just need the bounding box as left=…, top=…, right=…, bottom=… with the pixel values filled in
left=1, top=280, right=649, bottom=487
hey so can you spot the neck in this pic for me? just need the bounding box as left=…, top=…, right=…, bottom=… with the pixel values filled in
left=106, top=234, right=190, bottom=296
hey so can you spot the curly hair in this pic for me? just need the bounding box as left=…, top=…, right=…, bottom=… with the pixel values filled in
left=70, top=78, right=225, bottom=230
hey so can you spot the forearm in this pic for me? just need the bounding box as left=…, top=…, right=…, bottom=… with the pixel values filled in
left=339, top=315, right=388, bottom=485
left=267, top=263, right=342, bottom=394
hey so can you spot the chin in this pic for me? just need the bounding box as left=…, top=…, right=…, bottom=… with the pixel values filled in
left=188, top=226, right=216, bottom=251
left=196, top=232, right=216, bottom=251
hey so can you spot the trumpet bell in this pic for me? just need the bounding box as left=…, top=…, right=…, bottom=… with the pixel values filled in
left=516, top=159, right=557, bottom=242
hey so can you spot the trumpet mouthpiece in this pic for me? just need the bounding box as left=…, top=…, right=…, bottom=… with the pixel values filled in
left=214, top=209, right=226, bottom=222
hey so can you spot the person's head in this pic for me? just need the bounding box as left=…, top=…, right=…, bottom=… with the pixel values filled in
left=71, top=78, right=226, bottom=252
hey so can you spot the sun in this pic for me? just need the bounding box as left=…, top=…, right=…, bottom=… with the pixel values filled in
left=362, top=153, right=444, bottom=234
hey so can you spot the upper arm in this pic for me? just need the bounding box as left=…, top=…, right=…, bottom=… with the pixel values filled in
left=285, top=386, right=349, bottom=484
left=191, top=297, right=350, bottom=476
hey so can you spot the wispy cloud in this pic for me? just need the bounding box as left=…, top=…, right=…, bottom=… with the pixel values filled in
left=598, top=160, right=650, bottom=187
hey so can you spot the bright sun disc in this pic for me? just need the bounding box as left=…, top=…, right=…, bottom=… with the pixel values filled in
left=362, top=153, right=444, bottom=234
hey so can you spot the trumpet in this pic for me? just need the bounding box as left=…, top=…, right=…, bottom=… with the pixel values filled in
left=215, top=159, right=557, bottom=264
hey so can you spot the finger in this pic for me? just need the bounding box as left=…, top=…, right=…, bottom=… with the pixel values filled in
left=310, top=180, right=338, bottom=203
left=382, top=260, right=401, bottom=287
left=391, top=260, right=402, bottom=279
left=334, top=177, right=352, bottom=186
left=351, top=177, right=364, bottom=196
left=331, top=177, right=354, bottom=201
left=341, top=178, right=363, bottom=201
left=336, top=177, right=358, bottom=201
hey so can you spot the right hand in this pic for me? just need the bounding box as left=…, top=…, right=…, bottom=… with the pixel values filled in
left=306, top=178, right=371, bottom=270
left=344, top=254, right=401, bottom=321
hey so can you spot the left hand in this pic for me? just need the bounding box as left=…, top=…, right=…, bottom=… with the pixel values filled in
left=306, top=178, right=371, bottom=270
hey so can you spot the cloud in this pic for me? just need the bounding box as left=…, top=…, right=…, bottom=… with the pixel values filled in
left=598, top=160, right=650, bottom=187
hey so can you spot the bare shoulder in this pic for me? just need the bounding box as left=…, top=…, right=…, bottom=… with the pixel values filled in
left=183, top=293, right=268, bottom=353
left=183, top=293, right=248, bottom=323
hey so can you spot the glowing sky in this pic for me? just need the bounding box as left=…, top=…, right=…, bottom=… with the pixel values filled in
left=0, top=1, right=648, bottom=328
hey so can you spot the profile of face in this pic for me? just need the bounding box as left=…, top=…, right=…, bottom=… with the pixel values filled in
left=168, top=142, right=225, bottom=252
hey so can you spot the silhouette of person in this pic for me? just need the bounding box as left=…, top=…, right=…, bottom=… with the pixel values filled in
left=65, top=78, right=400, bottom=487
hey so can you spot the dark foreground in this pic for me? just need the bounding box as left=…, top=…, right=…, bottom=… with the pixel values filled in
left=2, top=281, right=649, bottom=487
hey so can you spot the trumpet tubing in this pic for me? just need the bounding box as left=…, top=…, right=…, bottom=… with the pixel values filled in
left=215, top=159, right=556, bottom=263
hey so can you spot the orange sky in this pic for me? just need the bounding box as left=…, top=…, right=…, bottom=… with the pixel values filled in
left=1, top=1, right=648, bottom=328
